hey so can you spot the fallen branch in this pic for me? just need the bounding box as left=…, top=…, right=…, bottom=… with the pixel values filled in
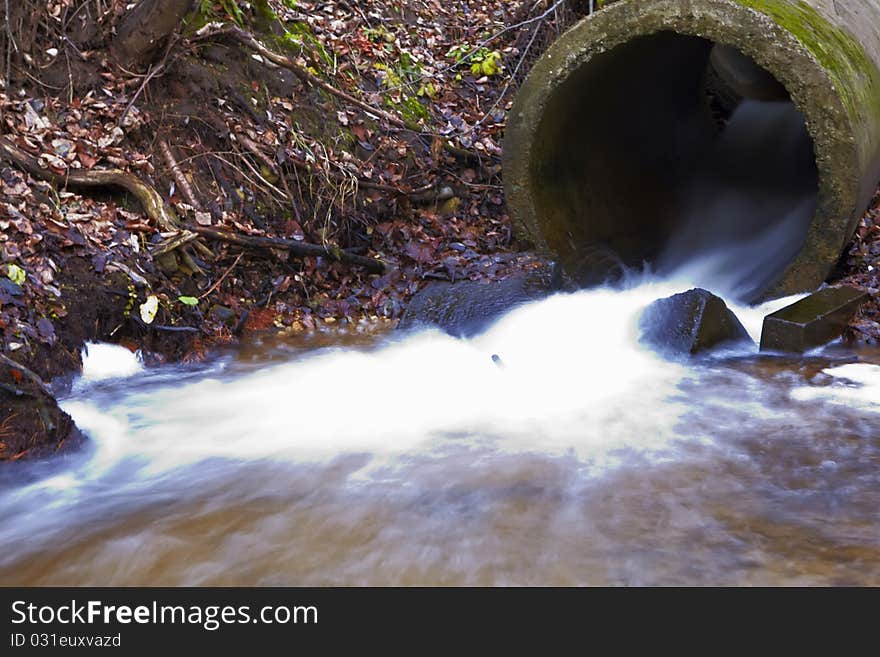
left=159, top=138, right=201, bottom=210
left=0, top=136, right=181, bottom=232
left=190, top=225, right=388, bottom=274
left=199, top=252, right=243, bottom=300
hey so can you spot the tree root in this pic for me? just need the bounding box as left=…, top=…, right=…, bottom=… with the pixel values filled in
left=0, top=136, right=182, bottom=233
left=0, top=135, right=382, bottom=274
left=209, top=27, right=485, bottom=164
left=191, top=225, right=388, bottom=274
left=222, top=26, right=407, bottom=129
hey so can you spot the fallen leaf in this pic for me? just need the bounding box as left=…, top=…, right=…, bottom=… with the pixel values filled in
left=139, top=295, right=159, bottom=324
left=6, top=264, right=26, bottom=286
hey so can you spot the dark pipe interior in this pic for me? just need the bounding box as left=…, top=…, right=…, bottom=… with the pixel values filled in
left=531, top=32, right=818, bottom=301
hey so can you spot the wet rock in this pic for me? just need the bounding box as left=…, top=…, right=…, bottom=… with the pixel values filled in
left=209, top=304, right=236, bottom=326
left=760, top=286, right=869, bottom=353
left=398, top=261, right=562, bottom=338
left=639, top=288, right=750, bottom=355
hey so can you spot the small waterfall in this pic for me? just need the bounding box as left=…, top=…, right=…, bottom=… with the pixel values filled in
left=658, top=99, right=818, bottom=301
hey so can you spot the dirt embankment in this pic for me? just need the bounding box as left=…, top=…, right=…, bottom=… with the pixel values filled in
left=1, top=0, right=574, bottom=459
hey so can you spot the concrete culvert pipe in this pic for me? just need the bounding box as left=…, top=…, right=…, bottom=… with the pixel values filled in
left=503, top=0, right=880, bottom=300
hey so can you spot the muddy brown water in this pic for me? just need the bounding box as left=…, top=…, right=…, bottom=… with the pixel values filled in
left=0, top=284, right=878, bottom=586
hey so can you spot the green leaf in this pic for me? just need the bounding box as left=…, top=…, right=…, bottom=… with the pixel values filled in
left=481, top=52, right=502, bottom=77
left=139, top=295, right=159, bottom=325
left=6, top=264, right=26, bottom=286
left=178, top=296, right=199, bottom=307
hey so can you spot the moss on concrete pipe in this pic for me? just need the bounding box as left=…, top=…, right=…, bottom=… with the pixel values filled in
left=504, top=0, right=880, bottom=298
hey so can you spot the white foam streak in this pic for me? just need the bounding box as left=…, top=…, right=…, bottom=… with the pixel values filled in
left=58, top=286, right=696, bottom=480
left=79, top=342, right=143, bottom=384
left=791, top=363, right=880, bottom=409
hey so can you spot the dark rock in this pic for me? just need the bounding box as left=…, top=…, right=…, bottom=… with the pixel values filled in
left=398, top=260, right=562, bottom=338
left=1, top=359, right=83, bottom=462
left=209, top=305, right=236, bottom=326
left=639, top=288, right=750, bottom=355
left=760, top=286, right=869, bottom=353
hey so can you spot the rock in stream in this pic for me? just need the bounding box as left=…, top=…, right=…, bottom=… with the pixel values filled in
left=398, top=261, right=562, bottom=338
left=639, top=288, right=750, bottom=356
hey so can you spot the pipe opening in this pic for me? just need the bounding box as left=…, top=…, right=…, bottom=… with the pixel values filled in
left=531, top=31, right=819, bottom=301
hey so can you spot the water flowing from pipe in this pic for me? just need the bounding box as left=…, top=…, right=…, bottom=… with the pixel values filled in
left=1, top=275, right=878, bottom=585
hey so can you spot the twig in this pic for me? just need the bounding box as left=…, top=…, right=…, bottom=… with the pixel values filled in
left=191, top=225, right=388, bottom=274
left=474, top=14, right=543, bottom=130
left=118, top=62, right=164, bottom=127
left=199, top=252, right=242, bottom=299
left=159, top=138, right=201, bottom=209
left=118, top=33, right=179, bottom=127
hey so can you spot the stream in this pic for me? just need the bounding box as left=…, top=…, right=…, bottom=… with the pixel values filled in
left=1, top=279, right=878, bottom=585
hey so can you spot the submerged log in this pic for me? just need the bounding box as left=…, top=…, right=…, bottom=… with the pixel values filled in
left=505, top=0, right=880, bottom=299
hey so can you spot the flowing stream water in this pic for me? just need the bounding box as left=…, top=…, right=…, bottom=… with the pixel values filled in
left=0, top=277, right=878, bottom=586
left=2, top=98, right=879, bottom=586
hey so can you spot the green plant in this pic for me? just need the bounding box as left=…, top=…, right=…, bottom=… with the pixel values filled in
left=446, top=44, right=503, bottom=77
left=198, top=0, right=246, bottom=27
left=283, top=21, right=334, bottom=68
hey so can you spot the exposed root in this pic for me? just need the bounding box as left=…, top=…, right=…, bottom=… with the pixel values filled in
left=0, top=135, right=182, bottom=233
left=211, top=26, right=485, bottom=163
left=159, top=138, right=202, bottom=210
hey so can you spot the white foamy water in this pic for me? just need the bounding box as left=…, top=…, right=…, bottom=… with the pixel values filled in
left=792, top=363, right=880, bottom=409
left=78, top=341, right=144, bottom=384
left=56, top=281, right=805, bottom=480
left=1, top=280, right=878, bottom=585
left=64, top=284, right=703, bottom=477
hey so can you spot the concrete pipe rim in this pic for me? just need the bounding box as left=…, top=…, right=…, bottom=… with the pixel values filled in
left=503, top=0, right=863, bottom=300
